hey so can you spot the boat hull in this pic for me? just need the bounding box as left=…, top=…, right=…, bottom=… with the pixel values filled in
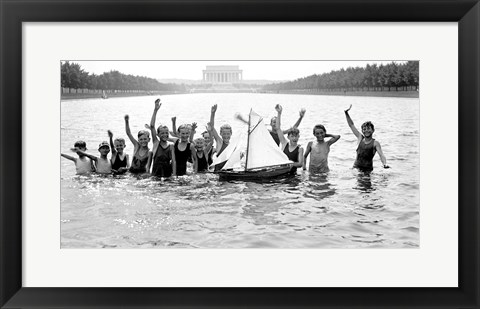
left=216, top=164, right=293, bottom=181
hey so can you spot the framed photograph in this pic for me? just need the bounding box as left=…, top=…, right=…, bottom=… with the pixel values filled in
left=1, top=0, right=479, bottom=308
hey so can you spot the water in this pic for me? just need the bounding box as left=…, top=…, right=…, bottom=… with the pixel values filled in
left=61, top=93, right=419, bottom=248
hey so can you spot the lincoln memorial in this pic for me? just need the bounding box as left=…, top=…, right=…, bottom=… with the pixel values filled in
left=202, top=65, right=243, bottom=84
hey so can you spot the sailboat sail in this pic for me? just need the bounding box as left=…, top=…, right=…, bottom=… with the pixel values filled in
left=209, top=133, right=241, bottom=171
left=219, top=110, right=291, bottom=172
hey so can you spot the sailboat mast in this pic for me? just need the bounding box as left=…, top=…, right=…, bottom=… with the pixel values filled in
left=244, top=109, right=252, bottom=172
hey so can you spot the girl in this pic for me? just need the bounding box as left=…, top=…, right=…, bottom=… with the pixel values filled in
left=125, top=114, right=152, bottom=174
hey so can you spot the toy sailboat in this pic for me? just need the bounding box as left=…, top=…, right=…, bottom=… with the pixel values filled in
left=212, top=109, right=293, bottom=180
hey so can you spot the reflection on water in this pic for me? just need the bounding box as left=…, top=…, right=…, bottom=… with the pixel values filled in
left=61, top=93, right=419, bottom=248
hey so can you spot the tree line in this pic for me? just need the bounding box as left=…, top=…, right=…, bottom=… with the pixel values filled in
left=61, top=61, right=185, bottom=92
left=262, top=61, right=419, bottom=92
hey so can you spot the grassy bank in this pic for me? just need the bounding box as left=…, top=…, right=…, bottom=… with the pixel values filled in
left=271, top=90, right=419, bottom=98
left=61, top=91, right=186, bottom=101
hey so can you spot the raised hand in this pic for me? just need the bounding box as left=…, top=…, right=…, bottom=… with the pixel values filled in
left=191, top=122, right=198, bottom=131
left=211, top=104, right=217, bottom=113
left=124, top=115, right=129, bottom=121
left=107, top=130, right=113, bottom=138
left=171, top=116, right=176, bottom=123
left=299, top=108, right=306, bottom=117
left=154, top=98, right=161, bottom=110
left=345, top=104, right=352, bottom=113
left=275, top=104, right=282, bottom=113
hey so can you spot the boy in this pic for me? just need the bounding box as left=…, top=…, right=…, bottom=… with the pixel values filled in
left=344, top=104, right=389, bottom=171
left=303, top=125, right=340, bottom=173
left=108, top=130, right=130, bottom=174
left=209, top=104, right=233, bottom=171
left=61, top=141, right=94, bottom=175
left=72, top=141, right=112, bottom=174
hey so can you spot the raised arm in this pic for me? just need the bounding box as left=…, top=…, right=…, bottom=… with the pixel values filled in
left=71, top=148, right=98, bottom=162
left=191, top=144, right=198, bottom=173
left=124, top=115, right=138, bottom=147
left=209, top=105, right=222, bottom=146
left=344, top=105, right=361, bottom=139
left=326, top=133, right=341, bottom=145
left=275, top=104, right=288, bottom=147
left=170, top=116, right=179, bottom=138
left=150, top=99, right=161, bottom=144
left=61, top=153, right=77, bottom=162
left=207, top=122, right=222, bottom=148
left=374, top=141, right=389, bottom=168
left=234, top=113, right=249, bottom=125
left=283, top=108, right=306, bottom=134
left=107, top=130, right=117, bottom=156
left=189, top=122, right=197, bottom=143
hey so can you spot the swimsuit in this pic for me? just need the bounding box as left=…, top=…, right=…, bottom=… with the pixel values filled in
left=309, top=141, right=330, bottom=173
left=174, top=140, right=191, bottom=176
left=354, top=137, right=376, bottom=171
left=213, top=142, right=228, bottom=172
left=111, top=153, right=127, bottom=170
left=196, top=151, right=209, bottom=172
left=270, top=131, right=280, bottom=145
left=152, top=143, right=173, bottom=177
left=283, top=143, right=299, bottom=174
left=129, top=148, right=149, bottom=173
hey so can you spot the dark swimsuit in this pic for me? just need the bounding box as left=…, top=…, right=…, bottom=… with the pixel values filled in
left=152, top=143, right=173, bottom=177
left=196, top=151, right=209, bottom=172
left=354, top=137, right=376, bottom=171
left=174, top=140, right=191, bottom=176
left=283, top=143, right=299, bottom=174
left=112, top=154, right=127, bottom=170
left=129, top=148, right=149, bottom=173
left=213, top=142, right=228, bottom=172
left=270, top=131, right=281, bottom=145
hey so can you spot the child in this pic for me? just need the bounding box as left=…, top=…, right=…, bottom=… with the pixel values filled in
left=275, top=104, right=304, bottom=175
left=193, top=137, right=213, bottom=172
left=108, top=130, right=130, bottom=174
left=148, top=98, right=176, bottom=177
left=303, top=124, right=340, bottom=174
left=72, top=141, right=112, bottom=174
left=209, top=104, right=232, bottom=171
left=344, top=104, right=389, bottom=171
left=201, top=130, right=215, bottom=166
left=172, top=124, right=197, bottom=176
left=125, top=114, right=152, bottom=174
left=61, top=141, right=94, bottom=175
left=235, top=107, right=305, bottom=145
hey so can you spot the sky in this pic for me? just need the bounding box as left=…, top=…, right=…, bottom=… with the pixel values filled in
left=71, top=61, right=400, bottom=81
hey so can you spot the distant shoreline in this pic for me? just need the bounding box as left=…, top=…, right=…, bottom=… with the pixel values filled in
left=62, top=90, right=418, bottom=100
left=269, top=90, right=419, bottom=98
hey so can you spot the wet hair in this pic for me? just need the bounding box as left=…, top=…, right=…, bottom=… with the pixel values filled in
left=313, top=124, right=326, bottom=134
left=114, top=138, right=126, bottom=145
left=287, top=128, right=300, bottom=136
left=137, top=130, right=150, bottom=138
left=220, top=124, right=232, bottom=134
left=361, top=121, right=375, bottom=131
left=156, top=125, right=169, bottom=134
left=201, top=131, right=210, bottom=137
left=74, top=140, right=87, bottom=149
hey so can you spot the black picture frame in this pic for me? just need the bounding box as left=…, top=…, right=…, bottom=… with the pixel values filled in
left=1, top=0, right=479, bottom=308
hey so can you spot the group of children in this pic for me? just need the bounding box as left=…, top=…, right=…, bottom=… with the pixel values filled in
left=61, top=99, right=389, bottom=177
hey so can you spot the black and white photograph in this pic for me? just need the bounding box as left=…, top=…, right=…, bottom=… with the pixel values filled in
left=60, top=60, right=420, bottom=249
